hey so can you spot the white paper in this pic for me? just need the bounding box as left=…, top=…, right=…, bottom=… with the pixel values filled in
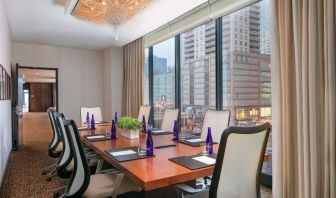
left=78, top=126, right=89, bottom=130
left=192, top=156, right=216, bottom=165
left=110, top=150, right=136, bottom=156
left=186, top=138, right=204, bottom=143
left=86, top=135, right=105, bottom=140
left=152, top=130, right=167, bottom=133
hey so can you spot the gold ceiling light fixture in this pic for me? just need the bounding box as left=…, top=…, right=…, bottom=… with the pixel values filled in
left=71, top=0, right=151, bottom=25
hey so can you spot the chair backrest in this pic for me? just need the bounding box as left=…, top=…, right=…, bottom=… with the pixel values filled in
left=64, top=120, right=90, bottom=197
left=80, top=107, right=103, bottom=124
left=47, top=108, right=62, bottom=157
left=200, top=109, right=231, bottom=142
left=137, top=105, right=151, bottom=123
left=209, top=123, right=271, bottom=198
left=160, top=108, right=179, bottom=132
left=55, top=113, right=73, bottom=175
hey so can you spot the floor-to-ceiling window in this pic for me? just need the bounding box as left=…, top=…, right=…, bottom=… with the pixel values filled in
left=221, top=0, right=272, bottom=184
left=152, top=38, right=175, bottom=127
left=180, top=21, right=216, bottom=132
left=144, top=0, right=272, bottom=186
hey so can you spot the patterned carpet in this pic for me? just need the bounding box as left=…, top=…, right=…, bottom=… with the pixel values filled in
left=0, top=112, right=272, bottom=198
left=0, top=113, right=67, bottom=198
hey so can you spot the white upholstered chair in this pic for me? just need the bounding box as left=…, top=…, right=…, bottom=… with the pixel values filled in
left=80, top=107, right=103, bottom=124
left=200, top=109, right=231, bottom=142
left=160, top=108, right=179, bottom=132
left=137, top=105, right=151, bottom=123
left=58, top=119, right=141, bottom=198
left=178, top=123, right=271, bottom=198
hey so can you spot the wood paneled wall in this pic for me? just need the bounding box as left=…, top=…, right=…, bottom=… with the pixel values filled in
left=28, top=83, right=55, bottom=112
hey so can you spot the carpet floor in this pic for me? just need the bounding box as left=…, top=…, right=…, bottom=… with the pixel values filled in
left=0, top=113, right=67, bottom=198
left=0, top=112, right=272, bottom=198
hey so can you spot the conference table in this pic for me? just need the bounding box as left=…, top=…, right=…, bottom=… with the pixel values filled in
left=80, top=123, right=269, bottom=197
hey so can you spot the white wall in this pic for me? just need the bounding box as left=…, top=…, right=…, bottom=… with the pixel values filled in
left=12, top=42, right=105, bottom=122
left=103, top=47, right=123, bottom=119
left=0, top=0, right=12, bottom=185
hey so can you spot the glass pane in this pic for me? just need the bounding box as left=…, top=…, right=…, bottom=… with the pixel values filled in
left=221, top=0, right=272, bottom=176
left=153, top=38, right=175, bottom=127
left=143, top=48, right=149, bottom=105
left=180, top=21, right=216, bottom=132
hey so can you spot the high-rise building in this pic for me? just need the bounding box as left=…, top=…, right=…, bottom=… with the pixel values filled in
left=180, top=1, right=271, bottom=125
left=260, top=0, right=271, bottom=55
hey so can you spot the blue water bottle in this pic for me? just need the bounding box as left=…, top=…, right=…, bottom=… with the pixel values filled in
left=114, top=112, right=118, bottom=123
left=90, top=114, right=95, bottom=129
left=205, top=127, right=213, bottom=155
left=146, top=127, right=154, bottom=156
left=111, top=119, right=116, bottom=139
left=86, top=112, right=90, bottom=125
left=173, top=120, right=179, bottom=141
left=142, top=115, right=147, bottom=132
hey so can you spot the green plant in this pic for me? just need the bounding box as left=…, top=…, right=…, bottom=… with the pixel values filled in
left=116, top=117, right=141, bottom=130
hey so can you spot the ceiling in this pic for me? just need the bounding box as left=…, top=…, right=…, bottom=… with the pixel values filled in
left=19, top=68, right=56, bottom=83
left=4, top=0, right=207, bottom=50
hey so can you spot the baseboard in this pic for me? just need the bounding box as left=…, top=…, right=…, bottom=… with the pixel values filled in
left=0, top=150, right=12, bottom=191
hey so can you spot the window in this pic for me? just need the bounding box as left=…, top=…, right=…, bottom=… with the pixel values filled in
left=180, top=21, right=216, bottom=132
left=222, top=0, right=272, bottom=180
left=153, top=38, right=175, bottom=127
left=143, top=0, right=272, bottom=186
left=143, top=48, right=149, bottom=105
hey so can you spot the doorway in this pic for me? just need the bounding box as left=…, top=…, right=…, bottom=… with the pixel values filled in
left=19, top=68, right=58, bottom=112
left=12, top=65, right=58, bottom=149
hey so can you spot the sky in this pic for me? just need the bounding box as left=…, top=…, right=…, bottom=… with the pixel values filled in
left=153, top=37, right=175, bottom=67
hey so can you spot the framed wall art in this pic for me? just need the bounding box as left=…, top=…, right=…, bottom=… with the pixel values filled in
left=0, top=64, right=11, bottom=100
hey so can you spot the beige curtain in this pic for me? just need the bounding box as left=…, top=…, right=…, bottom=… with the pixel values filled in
left=122, top=38, right=144, bottom=117
left=271, top=0, right=335, bottom=197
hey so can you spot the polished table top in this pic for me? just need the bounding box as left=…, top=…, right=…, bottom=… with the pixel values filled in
left=80, top=124, right=269, bottom=191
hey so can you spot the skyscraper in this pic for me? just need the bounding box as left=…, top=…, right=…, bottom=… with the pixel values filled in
left=180, top=1, right=271, bottom=125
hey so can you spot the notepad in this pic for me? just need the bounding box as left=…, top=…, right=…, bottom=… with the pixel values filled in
left=186, top=138, right=204, bottom=143
left=110, top=150, right=136, bottom=156
left=86, top=135, right=105, bottom=140
left=192, top=156, right=216, bottom=165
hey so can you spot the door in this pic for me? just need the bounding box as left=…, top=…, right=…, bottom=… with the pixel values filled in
left=29, top=83, right=53, bottom=112
left=11, top=63, right=24, bottom=150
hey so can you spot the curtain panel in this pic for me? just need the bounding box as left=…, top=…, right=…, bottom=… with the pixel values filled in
left=271, top=0, right=335, bottom=197
left=122, top=37, right=144, bottom=117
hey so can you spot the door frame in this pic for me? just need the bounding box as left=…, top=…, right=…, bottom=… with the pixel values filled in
left=18, top=66, right=59, bottom=112
left=11, top=64, right=59, bottom=150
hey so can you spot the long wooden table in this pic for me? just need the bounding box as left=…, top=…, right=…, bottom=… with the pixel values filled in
left=80, top=124, right=269, bottom=192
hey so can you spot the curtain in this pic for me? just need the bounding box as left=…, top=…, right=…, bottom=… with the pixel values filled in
left=122, top=38, right=144, bottom=117
left=271, top=0, right=335, bottom=197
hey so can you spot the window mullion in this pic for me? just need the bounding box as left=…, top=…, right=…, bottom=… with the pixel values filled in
left=215, top=18, right=223, bottom=110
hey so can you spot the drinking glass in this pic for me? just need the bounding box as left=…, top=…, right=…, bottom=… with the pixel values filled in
left=138, top=144, right=147, bottom=156
left=179, top=127, right=186, bottom=141
left=201, top=145, right=209, bottom=156
left=105, top=130, right=111, bottom=138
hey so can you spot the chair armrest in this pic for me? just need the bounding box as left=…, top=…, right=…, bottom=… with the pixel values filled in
left=174, top=184, right=202, bottom=195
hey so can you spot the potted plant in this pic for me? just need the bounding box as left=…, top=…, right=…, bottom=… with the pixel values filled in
left=116, top=117, right=142, bottom=139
